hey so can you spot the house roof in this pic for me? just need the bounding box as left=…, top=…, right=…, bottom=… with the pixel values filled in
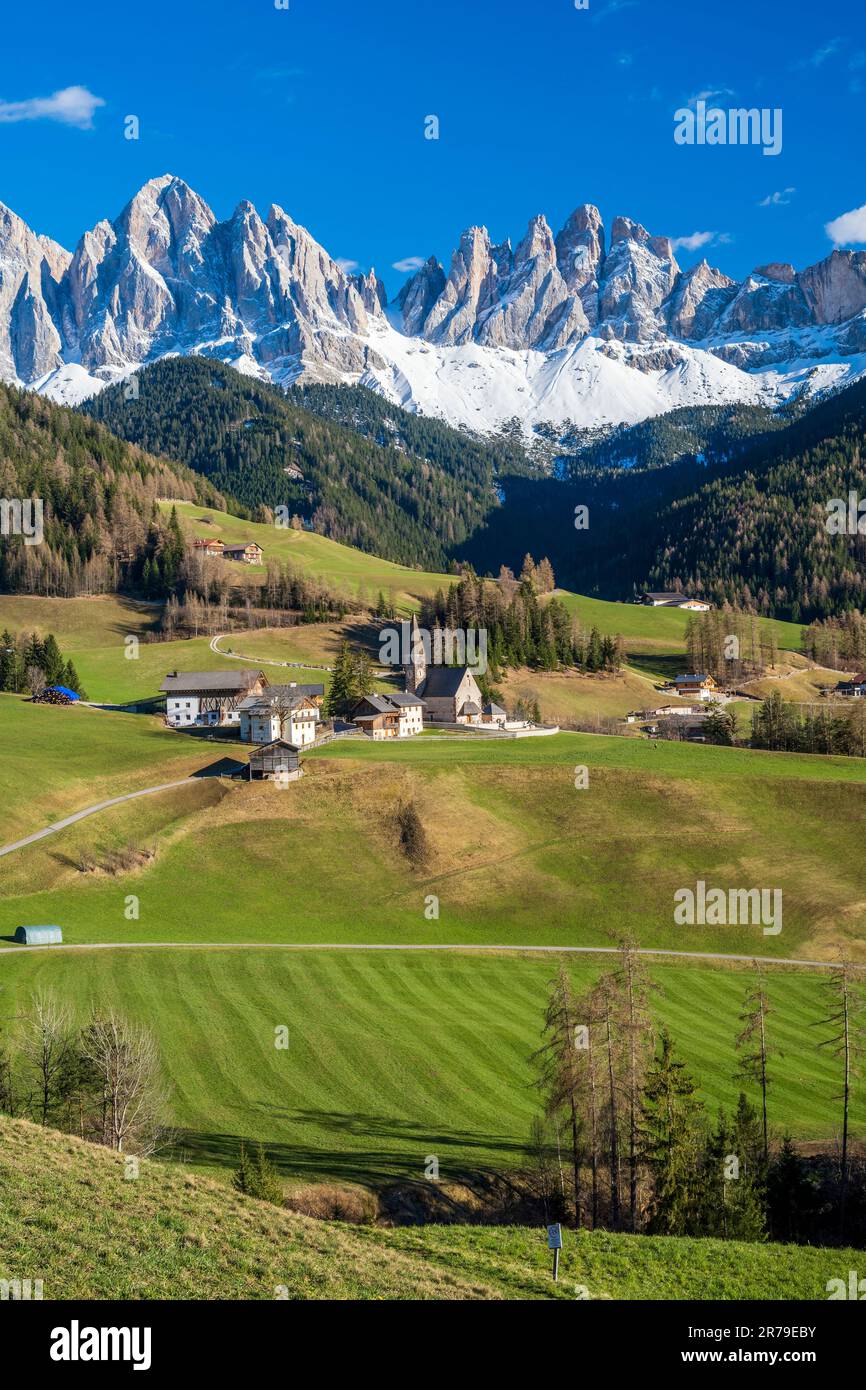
left=418, top=666, right=474, bottom=697
left=223, top=542, right=262, bottom=553
left=161, top=670, right=264, bottom=694
left=352, top=694, right=400, bottom=715
left=249, top=738, right=300, bottom=755
left=460, top=700, right=482, bottom=715
left=675, top=673, right=713, bottom=684
left=483, top=702, right=506, bottom=716
left=239, top=686, right=318, bottom=714
left=289, top=683, right=325, bottom=698
left=385, top=691, right=426, bottom=708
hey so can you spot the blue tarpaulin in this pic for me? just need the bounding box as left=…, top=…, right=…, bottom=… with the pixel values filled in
left=44, top=686, right=79, bottom=701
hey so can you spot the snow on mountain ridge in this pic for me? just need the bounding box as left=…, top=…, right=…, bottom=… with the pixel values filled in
left=2, top=175, right=866, bottom=434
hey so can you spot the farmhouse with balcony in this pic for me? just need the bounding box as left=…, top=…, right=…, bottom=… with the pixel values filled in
left=222, top=542, right=264, bottom=564
left=238, top=685, right=322, bottom=746
left=161, top=670, right=267, bottom=728
left=350, top=694, right=401, bottom=739
left=349, top=691, right=426, bottom=739
left=673, top=673, right=720, bottom=702
left=192, top=537, right=225, bottom=557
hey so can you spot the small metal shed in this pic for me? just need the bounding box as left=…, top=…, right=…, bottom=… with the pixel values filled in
left=14, top=925, right=63, bottom=945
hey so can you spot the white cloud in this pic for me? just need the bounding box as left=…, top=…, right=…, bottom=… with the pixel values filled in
left=802, top=37, right=843, bottom=68
left=336, top=258, right=360, bottom=274
left=670, top=231, right=721, bottom=252
left=392, top=256, right=426, bottom=274
left=0, top=85, right=105, bottom=129
left=591, top=0, right=638, bottom=23
left=825, top=203, right=866, bottom=246
left=759, top=188, right=796, bottom=207
left=686, top=87, right=735, bottom=109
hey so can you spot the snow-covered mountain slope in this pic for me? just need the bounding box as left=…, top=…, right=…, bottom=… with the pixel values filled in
left=2, top=174, right=866, bottom=433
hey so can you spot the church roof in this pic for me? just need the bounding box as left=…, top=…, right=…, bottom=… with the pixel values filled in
left=418, top=666, right=474, bottom=697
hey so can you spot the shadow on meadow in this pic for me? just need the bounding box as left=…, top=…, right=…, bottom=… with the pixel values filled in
left=173, top=1108, right=529, bottom=1187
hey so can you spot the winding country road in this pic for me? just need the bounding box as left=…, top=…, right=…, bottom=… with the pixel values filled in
left=208, top=633, right=333, bottom=671
left=0, top=777, right=205, bottom=860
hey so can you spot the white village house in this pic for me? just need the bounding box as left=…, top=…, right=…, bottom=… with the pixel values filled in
left=238, top=684, right=325, bottom=747
left=349, top=692, right=426, bottom=739
left=160, top=670, right=267, bottom=728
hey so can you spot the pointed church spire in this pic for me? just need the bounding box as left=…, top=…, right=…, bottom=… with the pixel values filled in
left=405, top=613, right=427, bottom=694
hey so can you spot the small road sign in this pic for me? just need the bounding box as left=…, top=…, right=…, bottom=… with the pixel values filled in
left=547, top=1223, right=562, bottom=1282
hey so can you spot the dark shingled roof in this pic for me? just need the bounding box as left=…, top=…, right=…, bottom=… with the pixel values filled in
left=385, top=691, right=426, bottom=708
left=352, top=694, right=400, bottom=715
left=161, top=670, right=263, bottom=694
left=418, top=666, right=473, bottom=697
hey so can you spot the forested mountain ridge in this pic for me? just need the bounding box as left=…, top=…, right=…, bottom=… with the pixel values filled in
left=642, top=377, right=866, bottom=621
left=555, top=401, right=798, bottom=477
left=83, top=359, right=511, bottom=571
left=0, top=380, right=223, bottom=597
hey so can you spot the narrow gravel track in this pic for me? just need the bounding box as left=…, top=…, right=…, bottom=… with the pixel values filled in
left=0, top=941, right=854, bottom=970
left=0, top=778, right=203, bottom=860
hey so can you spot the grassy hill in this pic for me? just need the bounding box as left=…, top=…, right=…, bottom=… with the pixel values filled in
left=0, top=693, right=229, bottom=845
left=2, top=1115, right=862, bottom=1300
left=3, top=700, right=866, bottom=957
left=1, top=948, right=862, bottom=1191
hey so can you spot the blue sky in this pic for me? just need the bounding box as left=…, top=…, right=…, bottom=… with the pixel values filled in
left=1, top=0, right=863, bottom=296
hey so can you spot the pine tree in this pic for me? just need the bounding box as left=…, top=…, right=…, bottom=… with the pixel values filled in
left=531, top=965, right=587, bottom=1225
left=353, top=650, right=375, bottom=699
left=727, top=1092, right=768, bottom=1240
left=63, top=661, right=87, bottom=700
left=40, top=634, right=65, bottom=685
left=816, top=951, right=865, bottom=1237
left=613, top=938, right=657, bottom=1232
left=326, top=641, right=357, bottom=718
left=640, top=1029, right=705, bottom=1236
left=767, top=1136, right=816, bottom=1243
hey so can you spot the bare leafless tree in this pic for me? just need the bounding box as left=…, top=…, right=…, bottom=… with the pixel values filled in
left=18, top=991, right=73, bottom=1125
left=79, top=1008, right=170, bottom=1156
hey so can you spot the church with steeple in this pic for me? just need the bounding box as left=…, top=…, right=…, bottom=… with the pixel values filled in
left=404, top=615, right=503, bottom=726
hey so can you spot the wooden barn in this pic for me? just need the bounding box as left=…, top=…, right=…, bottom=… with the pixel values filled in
left=247, top=739, right=301, bottom=782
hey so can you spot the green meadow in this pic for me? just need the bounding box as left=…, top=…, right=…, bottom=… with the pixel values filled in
left=2, top=699, right=866, bottom=959
left=1, top=949, right=861, bottom=1188
left=162, top=500, right=455, bottom=610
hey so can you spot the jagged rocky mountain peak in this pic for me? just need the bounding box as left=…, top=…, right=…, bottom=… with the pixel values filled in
left=0, top=174, right=864, bottom=432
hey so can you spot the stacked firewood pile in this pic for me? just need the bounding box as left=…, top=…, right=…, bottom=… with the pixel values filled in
left=33, top=688, right=75, bottom=705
